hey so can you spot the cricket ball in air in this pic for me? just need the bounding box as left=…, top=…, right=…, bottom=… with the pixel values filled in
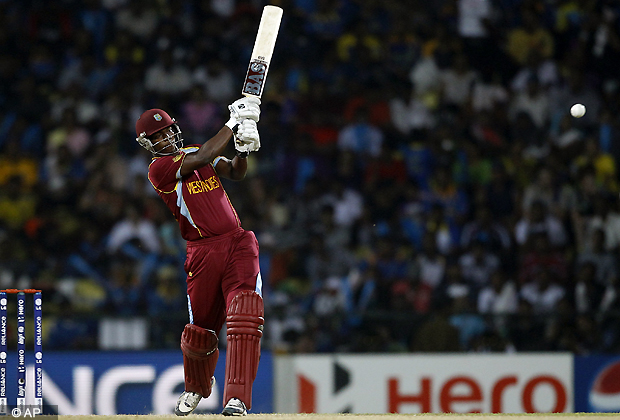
left=571, top=103, right=586, bottom=118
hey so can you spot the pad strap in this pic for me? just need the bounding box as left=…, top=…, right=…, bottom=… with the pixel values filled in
left=223, top=291, right=264, bottom=409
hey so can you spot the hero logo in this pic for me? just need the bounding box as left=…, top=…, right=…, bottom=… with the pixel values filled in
left=589, top=360, right=620, bottom=412
left=386, top=376, right=566, bottom=413
left=299, top=374, right=567, bottom=413
left=298, top=361, right=569, bottom=413
left=27, top=364, right=219, bottom=414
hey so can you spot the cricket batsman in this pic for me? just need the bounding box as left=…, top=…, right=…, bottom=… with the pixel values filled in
left=135, top=96, right=263, bottom=416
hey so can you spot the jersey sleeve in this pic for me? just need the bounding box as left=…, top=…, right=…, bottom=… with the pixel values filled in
left=148, top=153, right=186, bottom=193
left=212, top=156, right=228, bottom=174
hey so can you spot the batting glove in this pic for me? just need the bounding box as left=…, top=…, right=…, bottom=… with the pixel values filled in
left=234, top=119, right=260, bottom=157
left=225, top=97, right=261, bottom=130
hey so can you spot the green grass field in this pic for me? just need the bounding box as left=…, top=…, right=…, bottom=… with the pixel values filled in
left=53, top=413, right=619, bottom=420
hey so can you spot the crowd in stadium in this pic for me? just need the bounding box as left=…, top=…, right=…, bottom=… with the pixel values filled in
left=1, top=0, right=620, bottom=353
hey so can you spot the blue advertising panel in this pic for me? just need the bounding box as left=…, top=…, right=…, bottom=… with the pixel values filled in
left=574, top=355, right=620, bottom=413
left=1, top=350, right=272, bottom=415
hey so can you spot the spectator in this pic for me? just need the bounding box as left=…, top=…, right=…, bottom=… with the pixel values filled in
left=601, top=276, right=620, bottom=314
left=115, top=0, right=159, bottom=40
left=439, top=53, right=477, bottom=108
left=484, top=162, right=516, bottom=223
left=478, top=270, right=518, bottom=315
left=550, top=113, right=585, bottom=161
left=390, top=275, right=433, bottom=314
left=506, top=9, right=554, bottom=66
left=472, top=70, right=509, bottom=113
left=574, top=262, right=605, bottom=314
left=510, top=50, right=559, bottom=93
left=421, top=166, right=470, bottom=226
left=336, top=19, right=382, bottom=63
left=192, top=57, right=235, bottom=104
left=47, top=108, right=92, bottom=157
left=305, top=234, right=356, bottom=291
left=460, top=206, right=512, bottom=253
left=265, top=291, right=305, bottom=352
left=576, top=228, right=617, bottom=286
left=449, top=296, right=487, bottom=350
left=50, top=84, right=100, bottom=126
left=146, top=264, right=185, bottom=317
left=0, top=175, right=37, bottom=232
left=0, top=139, right=39, bottom=189
left=144, top=49, right=192, bottom=97
left=323, top=180, right=364, bottom=228
left=435, top=263, right=472, bottom=304
left=575, top=194, right=620, bottom=254
left=458, top=240, right=501, bottom=290
left=572, top=137, right=618, bottom=192
left=104, top=29, right=146, bottom=68
left=180, top=85, right=222, bottom=142
left=104, top=257, right=144, bottom=316
left=415, top=232, right=447, bottom=290
left=42, top=144, right=88, bottom=196
left=522, top=166, right=563, bottom=218
left=515, top=200, right=568, bottom=248
left=343, top=267, right=376, bottom=317
left=508, top=75, right=550, bottom=129
left=519, top=232, right=569, bottom=285
left=337, top=106, right=384, bottom=159
left=456, top=0, right=497, bottom=72
left=520, top=269, right=566, bottom=314
left=394, top=87, right=436, bottom=139
left=585, top=5, right=620, bottom=81
left=107, top=202, right=161, bottom=256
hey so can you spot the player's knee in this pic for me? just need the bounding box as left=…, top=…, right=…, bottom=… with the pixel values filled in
left=181, top=323, right=219, bottom=358
left=226, top=291, right=264, bottom=338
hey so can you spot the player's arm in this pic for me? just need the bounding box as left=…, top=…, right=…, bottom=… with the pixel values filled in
left=215, top=119, right=261, bottom=180
left=215, top=155, right=248, bottom=181
left=179, top=97, right=260, bottom=177
left=180, top=127, right=234, bottom=177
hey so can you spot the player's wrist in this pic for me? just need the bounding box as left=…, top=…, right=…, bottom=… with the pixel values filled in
left=225, top=117, right=239, bottom=132
left=235, top=150, right=249, bottom=159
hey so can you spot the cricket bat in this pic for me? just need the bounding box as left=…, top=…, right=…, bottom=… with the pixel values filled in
left=241, top=5, right=283, bottom=98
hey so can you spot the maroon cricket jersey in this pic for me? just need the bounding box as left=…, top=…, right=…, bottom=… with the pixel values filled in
left=148, top=145, right=241, bottom=241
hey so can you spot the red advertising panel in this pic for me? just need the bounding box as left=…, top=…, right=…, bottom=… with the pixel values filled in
left=275, top=354, right=573, bottom=413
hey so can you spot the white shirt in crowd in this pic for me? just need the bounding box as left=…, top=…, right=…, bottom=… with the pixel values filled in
left=520, top=282, right=565, bottom=313
left=458, top=0, right=492, bottom=38
left=478, top=281, right=519, bottom=314
left=107, top=219, right=161, bottom=254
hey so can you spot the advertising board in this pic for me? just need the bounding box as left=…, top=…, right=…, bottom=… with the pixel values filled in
left=2, top=350, right=272, bottom=414
left=574, top=355, right=620, bottom=413
left=275, top=354, right=573, bottom=413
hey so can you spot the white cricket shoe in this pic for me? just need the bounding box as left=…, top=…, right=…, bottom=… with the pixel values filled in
left=222, top=398, right=247, bottom=416
left=175, top=391, right=202, bottom=416
left=175, top=377, right=216, bottom=416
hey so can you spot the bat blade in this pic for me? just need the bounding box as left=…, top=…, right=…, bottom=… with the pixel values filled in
left=242, top=5, right=283, bottom=98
